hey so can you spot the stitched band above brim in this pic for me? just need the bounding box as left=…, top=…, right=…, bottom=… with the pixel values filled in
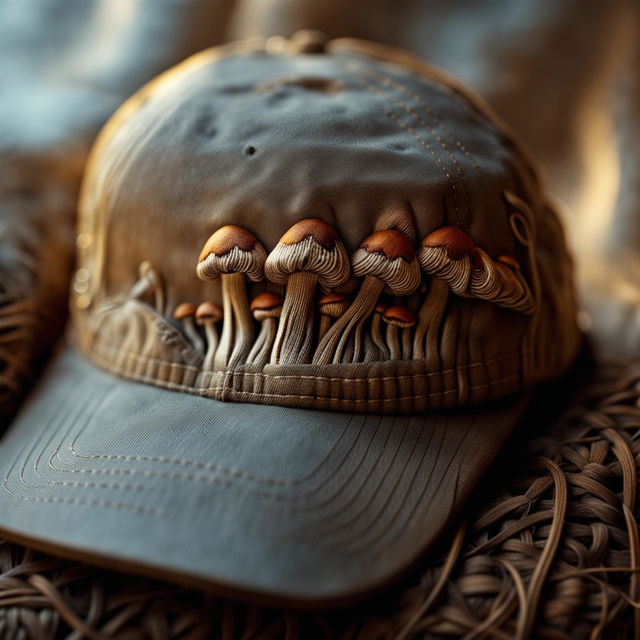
left=0, top=346, right=527, bottom=607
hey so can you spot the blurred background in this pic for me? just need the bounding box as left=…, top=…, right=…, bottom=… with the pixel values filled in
left=0, top=0, right=638, bottom=423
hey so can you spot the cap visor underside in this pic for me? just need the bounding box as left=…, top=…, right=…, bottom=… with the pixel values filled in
left=0, top=346, right=526, bottom=607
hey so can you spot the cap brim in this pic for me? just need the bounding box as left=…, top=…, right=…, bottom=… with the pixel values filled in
left=0, top=346, right=527, bottom=607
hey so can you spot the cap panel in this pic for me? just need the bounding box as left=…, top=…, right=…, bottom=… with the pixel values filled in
left=70, top=37, right=580, bottom=415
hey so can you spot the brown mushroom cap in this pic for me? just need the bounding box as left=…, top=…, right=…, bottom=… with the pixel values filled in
left=383, top=305, right=416, bottom=328
left=374, top=303, right=388, bottom=315
left=173, top=302, right=197, bottom=320
left=279, top=219, right=340, bottom=249
left=352, top=230, right=421, bottom=296
left=318, top=292, right=349, bottom=317
left=250, top=292, right=284, bottom=312
left=420, top=226, right=481, bottom=267
left=265, top=218, right=350, bottom=289
left=195, top=301, right=223, bottom=323
left=197, top=226, right=266, bottom=282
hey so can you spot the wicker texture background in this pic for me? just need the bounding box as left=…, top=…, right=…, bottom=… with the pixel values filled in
left=1, top=355, right=639, bottom=639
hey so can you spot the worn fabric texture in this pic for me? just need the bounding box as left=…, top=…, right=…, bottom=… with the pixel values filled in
left=71, top=38, right=580, bottom=414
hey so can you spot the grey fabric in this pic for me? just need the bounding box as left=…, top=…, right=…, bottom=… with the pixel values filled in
left=0, top=346, right=524, bottom=604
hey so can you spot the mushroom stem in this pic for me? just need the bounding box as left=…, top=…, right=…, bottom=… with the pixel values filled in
left=216, top=272, right=252, bottom=369
left=313, top=276, right=384, bottom=365
left=402, top=326, right=413, bottom=360
left=385, top=323, right=401, bottom=360
left=412, top=279, right=449, bottom=365
left=183, top=316, right=204, bottom=354
left=367, top=306, right=389, bottom=362
left=247, top=317, right=277, bottom=367
left=318, top=314, right=332, bottom=341
left=270, top=271, right=318, bottom=365
left=203, top=324, right=219, bottom=371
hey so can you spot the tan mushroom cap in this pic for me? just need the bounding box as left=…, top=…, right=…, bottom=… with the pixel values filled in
left=173, top=302, right=197, bottom=320
left=360, top=229, right=416, bottom=262
left=420, top=226, right=482, bottom=267
left=353, top=230, right=421, bottom=296
left=195, top=301, right=223, bottom=323
left=250, top=292, right=284, bottom=312
left=197, top=226, right=266, bottom=282
left=265, top=218, right=350, bottom=289
left=198, top=225, right=259, bottom=262
left=279, top=218, right=341, bottom=249
left=318, top=292, right=347, bottom=307
left=374, top=303, right=388, bottom=314
left=383, top=305, right=416, bottom=328
left=318, top=292, right=349, bottom=317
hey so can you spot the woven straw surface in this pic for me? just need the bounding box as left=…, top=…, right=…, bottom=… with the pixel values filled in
left=1, top=354, right=639, bottom=639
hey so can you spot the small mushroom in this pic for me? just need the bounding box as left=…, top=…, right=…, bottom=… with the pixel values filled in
left=417, top=226, right=481, bottom=295
left=173, top=302, right=204, bottom=353
left=314, top=229, right=421, bottom=365
left=383, top=305, right=416, bottom=360
left=318, top=293, right=349, bottom=341
left=129, top=261, right=166, bottom=314
left=195, top=301, right=223, bottom=371
left=197, top=225, right=266, bottom=369
left=265, top=219, right=350, bottom=365
left=246, top=292, right=284, bottom=367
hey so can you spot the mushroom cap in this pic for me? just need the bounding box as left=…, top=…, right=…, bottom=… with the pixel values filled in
left=352, top=230, right=421, bottom=296
left=195, top=301, right=223, bottom=324
left=497, top=254, right=521, bottom=271
left=374, top=303, right=388, bottom=315
left=250, top=292, right=284, bottom=312
left=173, top=302, right=197, bottom=320
left=318, top=292, right=349, bottom=317
left=264, top=219, right=350, bottom=289
left=197, top=226, right=266, bottom=282
left=419, top=226, right=481, bottom=267
left=382, top=305, right=416, bottom=328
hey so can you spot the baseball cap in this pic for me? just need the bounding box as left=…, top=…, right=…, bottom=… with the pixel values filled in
left=0, top=32, right=580, bottom=607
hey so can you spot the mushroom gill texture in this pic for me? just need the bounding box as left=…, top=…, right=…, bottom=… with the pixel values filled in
left=313, top=229, right=420, bottom=365
left=195, top=301, right=223, bottom=371
left=265, top=219, right=349, bottom=365
left=417, top=226, right=481, bottom=295
left=413, top=227, right=480, bottom=363
left=383, top=305, right=416, bottom=360
left=197, top=225, right=266, bottom=369
left=317, top=292, right=349, bottom=341
left=173, top=302, right=204, bottom=353
left=246, top=292, right=283, bottom=367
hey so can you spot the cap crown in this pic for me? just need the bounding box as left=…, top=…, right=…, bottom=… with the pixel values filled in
left=73, top=36, right=580, bottom=414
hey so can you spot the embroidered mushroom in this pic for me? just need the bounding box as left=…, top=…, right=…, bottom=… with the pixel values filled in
left=413, top=227, right=479, bottom=363
left=265, top=219, right=350, bottom=365
left=383, top=305, right=416, bottom=360
left=129, top=261, right=166, bottom=314
left=173, top=302, right=204, bottom=353
left=314, top=229, right=420, bottom=365
left=246, top=292, right=284, bottom=367
left=197, top=226, right=266, bottom=369
left=195, top=301, right=223, bottom=371
left=417, top=226, right=481, bottom=295
left=317, top=292, right=349, bottom=341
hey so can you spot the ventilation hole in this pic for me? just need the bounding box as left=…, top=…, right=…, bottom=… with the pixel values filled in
left=245, top=145, right=257, bottom=156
